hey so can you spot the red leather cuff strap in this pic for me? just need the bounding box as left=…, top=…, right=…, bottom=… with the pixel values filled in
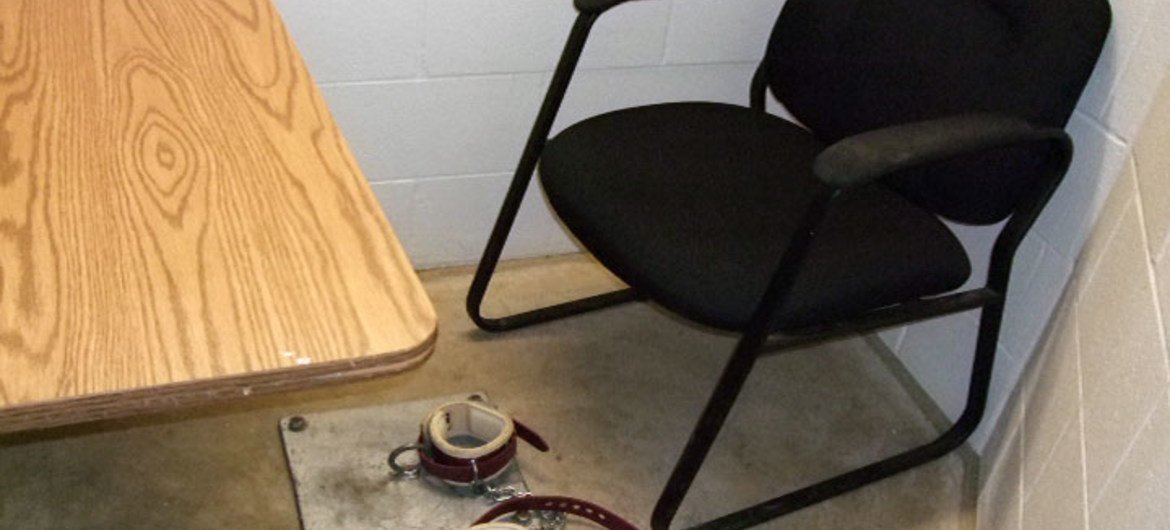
left=418, top=434, right=517, bottom=483
left=514, top=420, right=550, bottom=452
left=418, top=418, right=549, bottom=484
left=474, top=496, right=640, bottom=530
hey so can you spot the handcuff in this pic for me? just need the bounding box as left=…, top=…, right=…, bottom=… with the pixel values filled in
left=388, top=399, right=549, bottom=493
left=388, top=399, right=639, bottom=530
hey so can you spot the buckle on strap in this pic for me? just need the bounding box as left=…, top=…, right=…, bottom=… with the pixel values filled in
left=389, top=400, right=549, bottom=488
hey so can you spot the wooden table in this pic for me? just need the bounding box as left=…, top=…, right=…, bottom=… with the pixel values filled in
left=0, top=0, right=437, bottom=434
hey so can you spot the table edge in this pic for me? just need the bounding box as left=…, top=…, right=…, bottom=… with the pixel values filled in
left=0, top=327, right=438, bottom=435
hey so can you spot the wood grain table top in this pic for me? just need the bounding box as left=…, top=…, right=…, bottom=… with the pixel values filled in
left=0, top=0, right=437, bottom=433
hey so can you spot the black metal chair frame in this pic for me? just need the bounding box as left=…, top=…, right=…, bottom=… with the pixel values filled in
left=465, top=6, right=1074, bottom=530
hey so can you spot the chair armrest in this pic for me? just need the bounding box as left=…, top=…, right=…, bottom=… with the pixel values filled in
left=574, top=0, right=639, bottom=14
left=813, top=114, right=1071, bottom=188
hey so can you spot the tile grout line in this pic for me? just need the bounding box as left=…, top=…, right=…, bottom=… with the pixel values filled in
left=1015, top=415, right=1024, bottom=530
left=1068, top=299, right=1092, bottom=529
left=1032, top=230, right=1071, bottom=263
left=317, top=60, right=762, bottom=89
left=658, top=0, right=675, bottom=66
left=1020, top=418, right=1076, bottom=505
left=1017, top=290, right=1079, bottom=507
left=1087, top=403, right=1160, bottom=514
left=418, top=0, right=431, bottom=80
left=1071, top=108, right=1129, bottom=149
left=892, top=326, right=907, bottom=353
left=1128, top=154, right=1170, bottom=385
left=1073, top=172, right=1167, bottom=509
left=1078, top=197, right=1139, bottom=303
left=1089, top=0, right=1159, bottom=143
left=1021, top=410, right=1078, bottom=502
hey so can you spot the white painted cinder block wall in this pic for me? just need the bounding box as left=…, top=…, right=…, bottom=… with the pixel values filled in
left=274, top=0, right=1170, bottom=453
left=275, top=0, right=785, bottom=268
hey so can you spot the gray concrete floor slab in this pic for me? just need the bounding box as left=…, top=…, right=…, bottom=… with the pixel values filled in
left=0, top=255, right=975, bottom=529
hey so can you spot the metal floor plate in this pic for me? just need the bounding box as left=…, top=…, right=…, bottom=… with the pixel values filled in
left=280, top=392, right=529, bottom=530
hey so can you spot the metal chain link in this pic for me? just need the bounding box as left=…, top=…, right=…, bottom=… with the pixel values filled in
left=482, top=484, right=566, bottom=530
left=387, top=444, right=565, bottom=530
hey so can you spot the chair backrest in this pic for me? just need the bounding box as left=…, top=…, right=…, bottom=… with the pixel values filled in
left=765, top=0, right=1111, bottom=224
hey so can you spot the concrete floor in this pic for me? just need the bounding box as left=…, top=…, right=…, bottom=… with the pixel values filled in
left=0, top=255, right=976, bottom=529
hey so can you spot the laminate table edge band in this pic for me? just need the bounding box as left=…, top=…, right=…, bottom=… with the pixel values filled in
left=0, top=329, right=437, bottom=435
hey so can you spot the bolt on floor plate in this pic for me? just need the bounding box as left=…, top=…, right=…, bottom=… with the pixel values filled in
left=279, top=392, right=530, bottom=530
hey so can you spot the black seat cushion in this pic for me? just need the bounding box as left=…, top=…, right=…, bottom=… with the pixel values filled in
left=539, top=103, right=972, bottom=331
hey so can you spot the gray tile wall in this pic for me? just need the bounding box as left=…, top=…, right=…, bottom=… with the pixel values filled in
left=977, top=71, right=1170, bottom=530
left=880, top=0, right=1170, bottom=450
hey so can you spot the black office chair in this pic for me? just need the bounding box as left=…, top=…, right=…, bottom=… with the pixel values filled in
left=466, top=1, right=1110, bottom=528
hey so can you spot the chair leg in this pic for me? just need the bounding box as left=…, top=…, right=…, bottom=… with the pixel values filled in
left=463, top=158, right=641, bottom=333
left=461, top=13, right=640, bottom=334
left=651, top=302, right=1005, bottom=530
left=651, top=320, right=772, bottom=529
